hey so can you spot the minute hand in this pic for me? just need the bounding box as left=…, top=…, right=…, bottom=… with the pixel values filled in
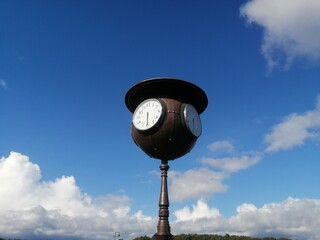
left=192, top=118, right=194, bottom=131
left=146, top=112, right=149, bottom=126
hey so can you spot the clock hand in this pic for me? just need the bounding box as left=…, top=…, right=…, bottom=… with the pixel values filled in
left=193, top=118, right=194, bottom=131
left=147, top=112, right=149, bottom=126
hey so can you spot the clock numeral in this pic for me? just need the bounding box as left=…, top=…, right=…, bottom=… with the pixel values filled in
left=132, top=99, right=164, bottom=131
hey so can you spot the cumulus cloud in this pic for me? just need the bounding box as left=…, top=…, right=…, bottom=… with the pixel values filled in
left=169, top=146, right=261, bottom=201
left=201, top=154, right=261, bottom=173
left=228, top=197, right=320, bottom=239
left=169, top=168, right=227, bottom=202
left=2, top=152, right=320, bottom=240
left=0, top=152, right=156, bottom=240
left=169, top=95, right=320, bottom=238
left=207, top=140, right=234, bottom=153
left=172, top=198, right=320, bottom=240
left=174, top=199, right=221, bottom=222
left=241, top=0, right=320, bottom=71
left=264, top=96, right=320, bottom=152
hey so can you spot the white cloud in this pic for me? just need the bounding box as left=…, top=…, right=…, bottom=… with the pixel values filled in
left=169, top=168, right=228, bottom=202
left=236, top=203, right=257, bottom=213
left=228, top=197, right=320, bottom=239
left=264, top=96, right=320, bottom=152
left=0, top=152, right=156, bottom=240
left=241, top=0, right=320, bottom=71
left=169, top=143, right=262, bottom=202
left=172, top=198, right=320, bottom=240
left=0, top=79, right=7, bottom=89
left=174, top=199, right=221, bottom=222
left=207, top=140, right=234, bottom=153
left=2, top=152, right=320, bottom=240
left=201, top=154, right=261, bottom=173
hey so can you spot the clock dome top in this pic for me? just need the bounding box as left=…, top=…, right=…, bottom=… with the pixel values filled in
left=125, top=77, right=208, bottom=114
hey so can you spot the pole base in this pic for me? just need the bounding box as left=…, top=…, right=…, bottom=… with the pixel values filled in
left=152, top=234, right=172, bottom=240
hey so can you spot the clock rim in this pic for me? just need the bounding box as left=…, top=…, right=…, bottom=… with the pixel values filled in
left=182, top=103, right=202, bottom=138
left=125, top=77, right=208, bottom=114
left=132, top=98, right=166, bottom=132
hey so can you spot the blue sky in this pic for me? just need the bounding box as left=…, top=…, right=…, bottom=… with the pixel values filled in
left=1, top=0, right=320, bottom=239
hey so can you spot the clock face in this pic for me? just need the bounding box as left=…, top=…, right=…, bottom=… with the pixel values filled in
left=183, top=104, right=202, bottom=137
left=132, top=98, right=165, bottom=131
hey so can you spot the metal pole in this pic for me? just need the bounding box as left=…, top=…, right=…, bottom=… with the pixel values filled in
left=153, top=160, right=172, bottom=240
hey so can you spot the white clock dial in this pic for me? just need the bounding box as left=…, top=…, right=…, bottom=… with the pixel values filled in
left=183, top=104, right=202, bottom=137
left=132, top=98, right=165, bottom=131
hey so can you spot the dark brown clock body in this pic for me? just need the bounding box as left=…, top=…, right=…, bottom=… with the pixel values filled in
left=131, top=98, right=197, bottom=160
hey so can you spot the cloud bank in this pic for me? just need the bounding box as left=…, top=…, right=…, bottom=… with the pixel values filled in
left=241, top=0, right=320, bottom=71
left=1, top=152, right=320, bottom=239
left=172, top=198, right=320, bottom=240
left=0, top=152, right=155, bottom=240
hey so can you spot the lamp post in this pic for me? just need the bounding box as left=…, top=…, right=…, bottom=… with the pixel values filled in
left=155, top=159, right=171, bottom=238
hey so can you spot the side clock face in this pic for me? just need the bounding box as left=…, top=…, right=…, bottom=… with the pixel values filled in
left=183, top=104, right=202, bottom=137
left=132, top=98, right=165, bottom=131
